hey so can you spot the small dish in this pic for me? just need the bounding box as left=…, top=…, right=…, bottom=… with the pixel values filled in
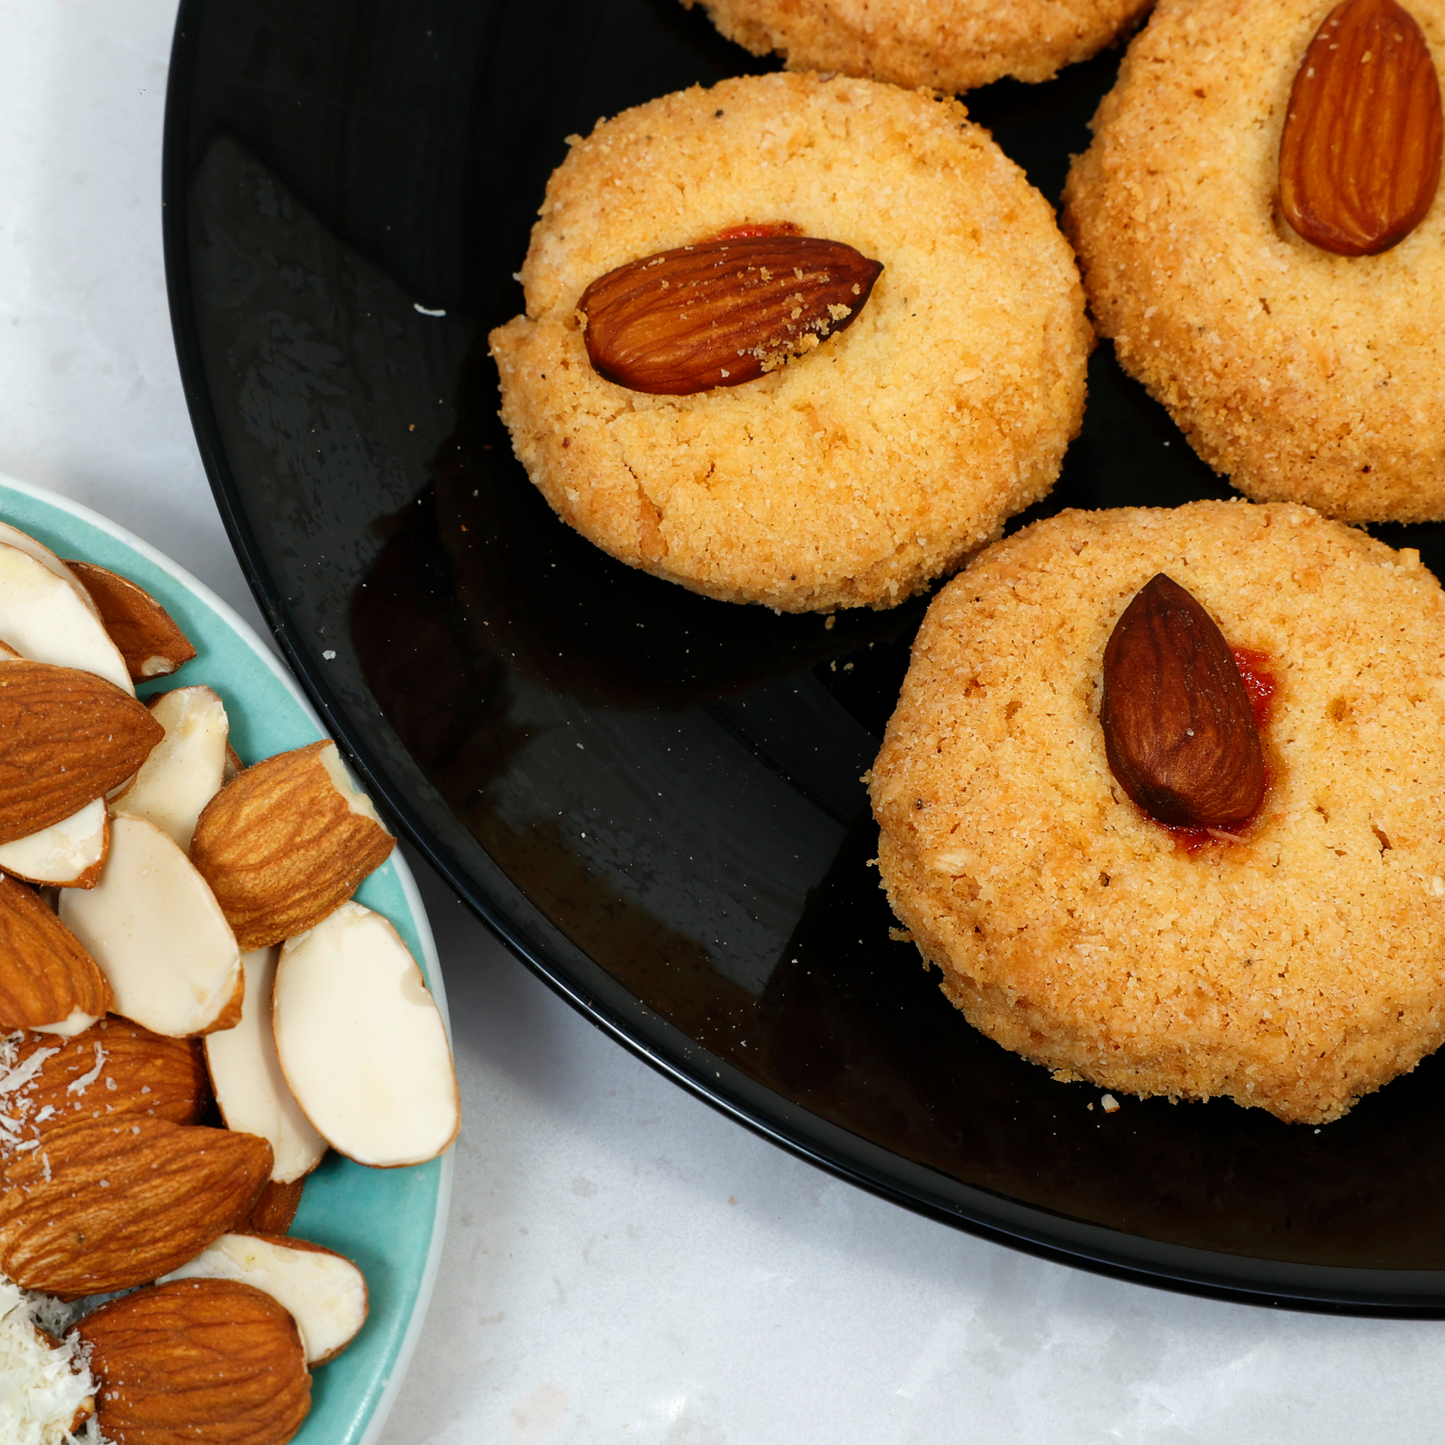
left=0, top=471, right=452, bottom=1445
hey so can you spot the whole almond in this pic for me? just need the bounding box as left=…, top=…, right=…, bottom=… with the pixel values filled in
left=0, top=1114, right=272, bottom=1296
left=5, top=1016, right=209, bottom=1145
left=77, top=1278, right=310, bottom=1445
left=1100, top=574, right=1266, bottom=829
left=1279, top=0, right=1443, bottom=255
left=190, top=741, right=395, bottom=951
left=0, top=659, right=164, bottom=844
left=64, top=559, right=198, bottom=681
left=0, top=874, right=113, bottom=1032
left=579, top=235, right=883, bottom=394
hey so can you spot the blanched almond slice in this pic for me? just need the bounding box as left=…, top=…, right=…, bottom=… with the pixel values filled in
left=64, top=559, right=198, bottom=681
left=0, top=873, right=112, bottom=1034
left=0, top=521, right=102, bottom=616
left=274, top=902, right=459, bottom=1167
left=0, top=543, right=132, bottom=694
left=0, top=797, right=108, bottom=888
left=59, top=815, right=242, bottom=1038
left=111, top=686, right=229, bottom=852
left=160, top=1233, right=368, bottom=1364
left=206, top=947, right=326, bottom=1184
left=192, top=741, right=395, bottom=950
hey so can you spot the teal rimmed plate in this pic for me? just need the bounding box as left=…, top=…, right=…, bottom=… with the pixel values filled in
left=0, top=472, right=452, bottom=1445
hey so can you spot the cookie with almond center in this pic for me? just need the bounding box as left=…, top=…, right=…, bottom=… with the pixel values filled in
left=1064, top=0, right=1445, bottom=522
left=871, top=500, right=1445, bottom=1124
left=490, top=72, right=1091, bottom=613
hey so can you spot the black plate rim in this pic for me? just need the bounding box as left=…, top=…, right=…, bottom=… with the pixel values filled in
left=160, top=0, right=1445, bottom=1318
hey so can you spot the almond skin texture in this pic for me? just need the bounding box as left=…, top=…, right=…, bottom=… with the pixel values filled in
left=77, top=1278, right=311, bottom=1445
left=190, top=741, right=395, bottom=951
left=0, top=873, right=113, bottom=1031
left=1100, top=573, right=1266, bottom=828
left=0, top=1115, right=272, bottom=1296
left=5, top=1016, right=209, bottom=1144
left=1279, top=0, right=1444, bottom=255
left=64, top=559, right=198, bottom=681
left=0, top=660, right=164, bottom=844
left=239, top=1177, right=306, bottom=1237
left=578, top=235, right=883, bottom=394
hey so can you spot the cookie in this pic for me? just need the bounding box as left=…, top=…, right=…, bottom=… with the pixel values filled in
left=683, top=0, right=1152, bottom=93
left=870, top=500, right=1445, bottom=1124
left=1064, top=0, right=1445, bottom=523
left=489, top=73, right=1091, bottom=613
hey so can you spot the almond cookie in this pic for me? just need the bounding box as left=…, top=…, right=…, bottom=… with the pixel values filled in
left=683, top=0, right=1152, bottom=93
left=871, top=500, right=1445, bottom=1124
left=1064, top=0, right=1445, bottom=523
left=489, top=73, right=1091, bottom=613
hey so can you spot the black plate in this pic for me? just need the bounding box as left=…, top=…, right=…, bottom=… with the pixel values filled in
left=163, top=0, right=1445, bottom=1313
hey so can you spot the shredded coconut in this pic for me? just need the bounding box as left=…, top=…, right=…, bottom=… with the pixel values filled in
left=0, top=1033, right=60, bottom=1157
left=0, top=1276, right=102, bottom=1444
left=65, top=1047, right=106, bottom=1097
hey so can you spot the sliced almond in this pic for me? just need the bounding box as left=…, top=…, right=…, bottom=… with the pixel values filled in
left=0, top=873, right=112, bottom=1035
left=59, top=815, right=242, bottom=1038
left=64, top=558, right=198, bottom=681
left=0, top=522, right=102, bottom=615
left=77, top=1278, right=310, bottom=1444
left=0, top=660, right=162, bottom=844
left=274, top=902, right=459, bottom=1167
left=111, top=685, right=229, bottom=851
left=0, top=1115, right=272, bottom=1295
left=206, top=947, right=326, bottom=1184
left=0, top=797, right=108, bottom=889
left=160, top=1232, right=368, bottom=1365
left=191, top=741, right=395, bottom=951
left=0, top=542, right=133, bottom=693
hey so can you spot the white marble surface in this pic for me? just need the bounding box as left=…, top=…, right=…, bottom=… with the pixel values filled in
left=4, top=1, right=1445, bottom=1440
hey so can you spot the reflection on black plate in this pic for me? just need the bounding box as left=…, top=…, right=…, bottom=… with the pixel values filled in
left=164, top=0, right=1445, bottom=1311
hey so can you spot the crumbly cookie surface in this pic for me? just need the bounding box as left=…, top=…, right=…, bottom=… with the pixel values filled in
left=1064, top=0, right=1445, bottom=523
left=684, top=0, right=1151, bottom=92
left=871, top=501, right=1445, bottom=1124
left=490, top=73, right=1090, bottom=613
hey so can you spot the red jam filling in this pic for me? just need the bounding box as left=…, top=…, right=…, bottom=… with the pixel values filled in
left=1159, top=647, right=1277, bottom=854
left=704, top=221, right=804, bottom=241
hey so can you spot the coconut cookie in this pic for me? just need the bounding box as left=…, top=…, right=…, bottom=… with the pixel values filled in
left=870, top=500, right=1445, bottom=1124
left=489, top=73, right=1091, bottom=613
left=683, top=0, right=1152, bottom=93
left=1064, top=0, right=1445, bottom=523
